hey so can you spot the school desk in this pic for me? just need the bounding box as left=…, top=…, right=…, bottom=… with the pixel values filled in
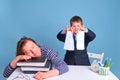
left=7, top=65, right=119, bottom=80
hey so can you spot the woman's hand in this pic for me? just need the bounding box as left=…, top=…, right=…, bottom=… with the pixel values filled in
left=10, top=55, right=31, bottom=68
left=17, top=55, right=32, bottom=61
left=33, top=69, right=59, bottom=80
left=33, top=72, right=46, bottom=80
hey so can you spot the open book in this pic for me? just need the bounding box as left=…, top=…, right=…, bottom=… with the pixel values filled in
left=20, top=60, right=52, bottom=72
left=17, top=57, right=47, bottom=67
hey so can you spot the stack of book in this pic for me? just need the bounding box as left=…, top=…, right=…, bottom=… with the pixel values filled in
left=17, top=57, right=52, bottom=72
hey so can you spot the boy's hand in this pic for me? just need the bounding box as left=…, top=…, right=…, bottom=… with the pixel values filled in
left=80, top=25, right=85, bottom=31
left=66, top=26, right=71, bottom=31
left=64, top=26, right=72, bottom=33
left=65, top=26, right=74, bottom=33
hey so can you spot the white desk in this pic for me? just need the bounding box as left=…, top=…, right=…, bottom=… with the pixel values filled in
left=7, top=66, right=119, bottom=80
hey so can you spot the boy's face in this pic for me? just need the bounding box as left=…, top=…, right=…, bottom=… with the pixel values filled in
left=71, top=21, right=83, bottom=34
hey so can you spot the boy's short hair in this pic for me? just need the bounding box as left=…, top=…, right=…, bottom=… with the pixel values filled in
left=70, top=16, right=83, bottom=26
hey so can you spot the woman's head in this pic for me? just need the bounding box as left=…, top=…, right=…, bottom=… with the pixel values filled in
left=16, top=37, right=41, bottom=57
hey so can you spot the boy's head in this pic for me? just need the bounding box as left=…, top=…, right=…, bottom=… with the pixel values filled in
left=70, top=16, right=83, bottom=26
left=70, top=16, right=84, bottom=34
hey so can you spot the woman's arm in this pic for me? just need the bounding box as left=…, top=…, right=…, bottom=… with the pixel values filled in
left=3, top=55, right=31, bottom=78
left=33, top=69, right=59, bottom=80
left=10, top=55, right=31, bottom=68
left=33, top=55, right=68, bottom=80
left=45, top=46, right=69, bottom=75
left=34, top=46, right=69, bottom=80
left=3, top=63, right=16, bottom=78
left=3, top=56, right=21, bottom=78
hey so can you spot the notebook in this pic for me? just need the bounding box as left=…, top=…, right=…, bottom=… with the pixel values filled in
left=17, top=57, right=47, bottom=67
left=20, top=60, right=52, bottom=72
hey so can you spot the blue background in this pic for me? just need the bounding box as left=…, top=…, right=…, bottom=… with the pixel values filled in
left=0, top=0, right=120, bottom=79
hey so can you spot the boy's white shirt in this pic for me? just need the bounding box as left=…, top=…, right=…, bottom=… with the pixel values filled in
left=64, top=31, right=85, bottom=50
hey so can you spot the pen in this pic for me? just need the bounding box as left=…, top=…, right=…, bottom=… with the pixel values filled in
left=98, top=61, right=103, bottom=67
left=104, top=57, right=108, bottom=67
left=104, top=57, right=112, bottom=68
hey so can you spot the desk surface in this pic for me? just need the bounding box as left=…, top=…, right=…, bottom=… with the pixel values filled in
left=7, top=66, right=119, bottom=80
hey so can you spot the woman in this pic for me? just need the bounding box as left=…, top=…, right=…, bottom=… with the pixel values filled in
left=3, top=36, right=68, bottom=80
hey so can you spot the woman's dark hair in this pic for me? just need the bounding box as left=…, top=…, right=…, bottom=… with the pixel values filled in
left=70, top=16, right=83, bottom=26
left=16, top=36, right=38, bottom=56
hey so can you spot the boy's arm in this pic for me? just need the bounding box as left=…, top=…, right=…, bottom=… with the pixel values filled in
left=57, top=30, right=66, bottom=42
left=85, top=28, right=96, bottom=42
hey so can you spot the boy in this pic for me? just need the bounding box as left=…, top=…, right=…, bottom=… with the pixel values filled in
left=57, top=16, right=96, bottom=65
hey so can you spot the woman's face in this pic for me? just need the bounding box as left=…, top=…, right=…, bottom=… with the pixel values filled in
left=22, top=40, right=41, bottom=57
left=71, top=21, right=83, bottom=34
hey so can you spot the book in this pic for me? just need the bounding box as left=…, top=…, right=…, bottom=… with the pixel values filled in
left=17, top=57, right=47, bottom=67
left=20, top=60, right=52, bottom=72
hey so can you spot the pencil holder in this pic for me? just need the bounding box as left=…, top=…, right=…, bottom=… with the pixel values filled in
left=99, top=67, right=110, bottom=76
